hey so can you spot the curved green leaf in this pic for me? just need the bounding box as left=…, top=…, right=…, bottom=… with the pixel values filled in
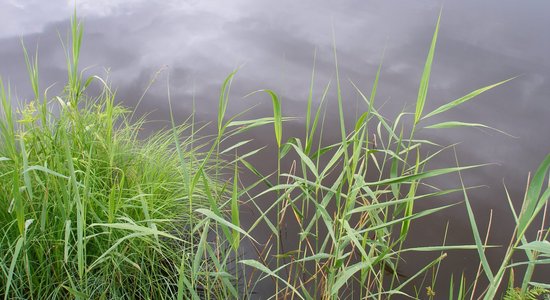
left=422, top=77, right=516, bottom=120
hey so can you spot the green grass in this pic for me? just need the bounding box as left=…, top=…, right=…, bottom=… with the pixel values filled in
left=0, top=16, right=237, bottom=299
left=206, top=12, right=549, bottom=300
left=1, top=12, right=549, bottom=300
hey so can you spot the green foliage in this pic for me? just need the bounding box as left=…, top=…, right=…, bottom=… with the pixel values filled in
left=202, top=11, right=549, bottom=300
left=503, top=286, right=550, bottom=300
left=1, top=11, right=548, bottom=300
left=0, top=17, right=232, bottom=299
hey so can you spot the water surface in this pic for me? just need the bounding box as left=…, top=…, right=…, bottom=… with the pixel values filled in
left=1, top=0, right=549, bottom=297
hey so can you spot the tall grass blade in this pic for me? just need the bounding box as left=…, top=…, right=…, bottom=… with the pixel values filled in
left=196, top=209, right=257, bottom=243
left=240, top=259, right=305, bottom=300
left=231, top=161, right=241, bottom=250
left=331, top=261, right=371, bottom=296
left=64, top=220, right=71, bottom=263
left=4, top=237, right=24, bottom=300
left=21, top=42, right=39, bottom=100
left=245, top=89, right=282, bottom=147
left=218, top=70, right=238, bottom=133
left=518, top=153, right=550, bottom=239
left=457, top=161, right=494, bottom=282
left=425, top=121, right=515, bottom=137
left=414, top=11, right=441, bottom=124
left=368, top=164, right=486, bottom=186
left=422, top=77, right=516, bottom=120
left=517, top=241, right=550, bottom=254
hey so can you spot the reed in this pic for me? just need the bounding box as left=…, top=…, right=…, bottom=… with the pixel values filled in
left=1, top=12, right=548, bottom=300
left=206, top=11, right=548, bottom=299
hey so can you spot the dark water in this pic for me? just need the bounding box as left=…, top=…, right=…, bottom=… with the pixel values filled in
left=1, top=0, right=549, bottom=297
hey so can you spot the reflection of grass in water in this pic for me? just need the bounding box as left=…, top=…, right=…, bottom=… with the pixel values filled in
left=1, top=11, right=549, bottom=300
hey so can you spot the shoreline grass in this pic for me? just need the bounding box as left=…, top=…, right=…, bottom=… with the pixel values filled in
left=0, top=16, right=234, bottom=299
left=1, top=13, right=548, bottom=300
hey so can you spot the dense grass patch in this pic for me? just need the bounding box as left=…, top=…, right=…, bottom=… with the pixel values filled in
left=0, top=18, right=233, bottom=299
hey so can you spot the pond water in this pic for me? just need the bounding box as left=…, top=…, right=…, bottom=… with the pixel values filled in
left=1, top=0, right=549, bottom=297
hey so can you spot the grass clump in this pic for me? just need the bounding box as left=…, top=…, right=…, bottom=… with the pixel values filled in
left=0, top=17, right=229, bottom=299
